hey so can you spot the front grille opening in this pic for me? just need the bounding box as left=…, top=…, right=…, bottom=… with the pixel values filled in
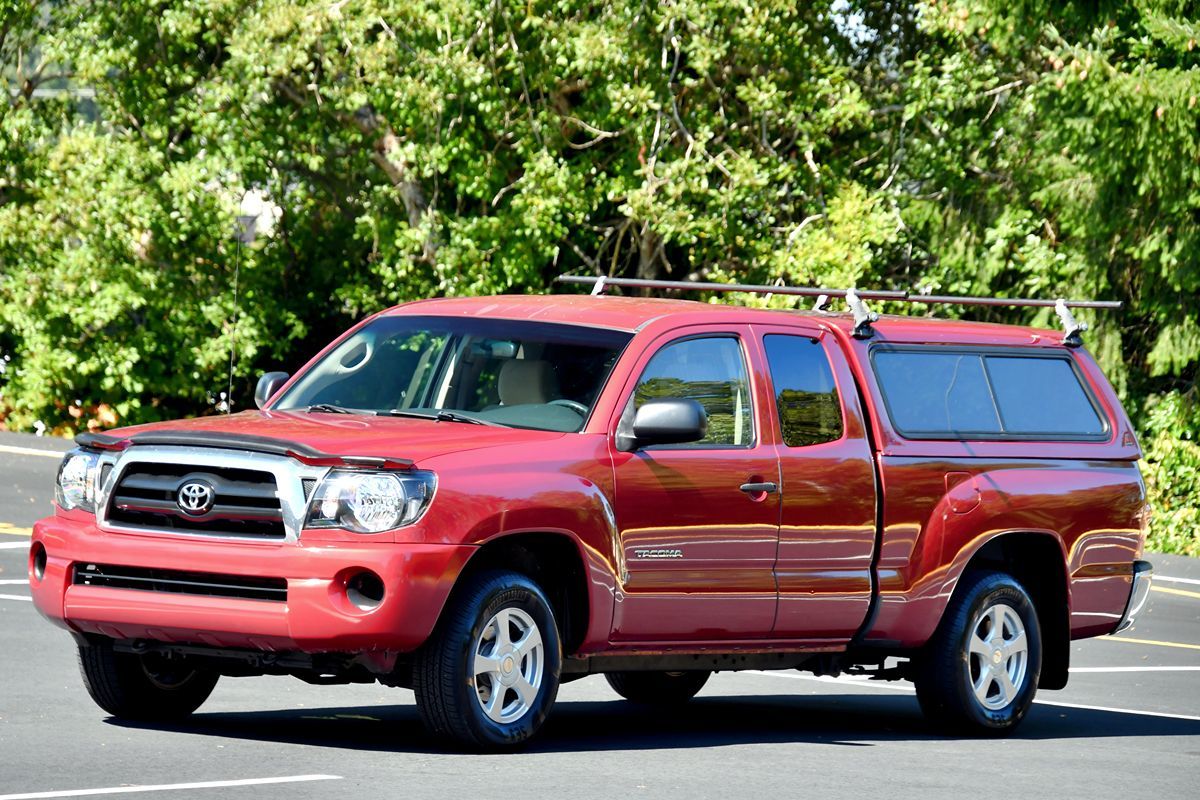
left=107, top=462, right=285, bottom=539
left=73, top=563, right=287, bottom=602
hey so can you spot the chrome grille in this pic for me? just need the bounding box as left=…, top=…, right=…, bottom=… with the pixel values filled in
left=107, top=462, right=285, bottom=539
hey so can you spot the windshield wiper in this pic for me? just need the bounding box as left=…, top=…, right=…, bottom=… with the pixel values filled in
left=307, top=403, right=367, bottom=415
left=380, top=409, right=507, bottom=427
left=435, top=410, right=506, bottom=427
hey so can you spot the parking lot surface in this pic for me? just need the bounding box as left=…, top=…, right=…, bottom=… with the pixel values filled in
left=1, top=432, right=1197, bottom=799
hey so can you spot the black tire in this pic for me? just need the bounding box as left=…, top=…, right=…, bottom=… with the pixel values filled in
left=77, top=639, right=218, bottom=721
left=413, top=570, right=562, bottom=751
left=914, top=570, right=1042, bottom=735
left=605, top=671, right=711, bottom=705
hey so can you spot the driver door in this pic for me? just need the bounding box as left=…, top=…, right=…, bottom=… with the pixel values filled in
left=608, top=327, right=780, bottom=642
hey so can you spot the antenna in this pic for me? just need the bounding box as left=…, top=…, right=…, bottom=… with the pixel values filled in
left=228, top=206, right=256, bottom=414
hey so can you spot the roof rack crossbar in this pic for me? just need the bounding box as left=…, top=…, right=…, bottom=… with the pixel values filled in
left=913, top=294, right=1121, bottom=310
left=557, top=274, right=906, bottom=301
left=556, top=275, right=1120, bottom=309
left=554, top=275, right=1121, bottom=346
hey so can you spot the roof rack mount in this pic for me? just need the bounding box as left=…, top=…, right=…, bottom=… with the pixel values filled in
left=554, top=274, right=1121, bottom=346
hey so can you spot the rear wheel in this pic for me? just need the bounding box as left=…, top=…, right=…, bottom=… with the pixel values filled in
left=413, top=570, right=562, bottom=750
left=914, top=571, right=1042, bottom=734
left=605, top=670, right=711, bottom=705
left=77, top=639, right=218, bottom=720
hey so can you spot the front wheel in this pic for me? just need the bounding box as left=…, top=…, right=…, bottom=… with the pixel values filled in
left=413, top=570, right=562, bottom=750
left=914, top=571, right=1042, bottom=735
left=605, top=671, right=711, bottom=705
left=78, top=639, right=218, bottom=720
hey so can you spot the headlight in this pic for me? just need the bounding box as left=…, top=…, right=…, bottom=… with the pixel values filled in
left=55, top=449, right=103, bottom=512
left=305, top=469, right=436, bottom=533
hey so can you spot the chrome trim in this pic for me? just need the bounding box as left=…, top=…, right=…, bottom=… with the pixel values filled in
left=1115, top=560, right=1154, bottom=633
left=97, top=446, right=328, bottom=544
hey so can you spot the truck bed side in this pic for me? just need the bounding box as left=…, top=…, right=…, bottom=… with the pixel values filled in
left=826, top=324, right=1147, bottom=650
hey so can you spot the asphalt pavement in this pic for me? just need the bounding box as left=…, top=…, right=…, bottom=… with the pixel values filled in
left=0, top=432, right=1197, bottom=799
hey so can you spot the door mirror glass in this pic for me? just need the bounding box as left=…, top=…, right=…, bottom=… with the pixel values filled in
left=255, top=371, right=290, bottom=409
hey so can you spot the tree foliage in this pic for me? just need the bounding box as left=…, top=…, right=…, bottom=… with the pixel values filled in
left=1, top=1, right=1197, bottom=552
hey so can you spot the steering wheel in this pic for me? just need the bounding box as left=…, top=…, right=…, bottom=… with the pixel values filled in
left=549, top=399, right=589, bottom=416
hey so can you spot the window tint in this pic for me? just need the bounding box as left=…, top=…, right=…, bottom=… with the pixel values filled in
left=633, top=337, right=753, bottom=446
left=873, top=352, right=1001, bottom=435
left=986, top=357, right=1104, bottom=435
left=872, top=348, right=1108, bottom=440
left=763, top=335, right=844, bottom=446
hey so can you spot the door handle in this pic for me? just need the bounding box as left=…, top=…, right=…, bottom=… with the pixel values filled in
left=739, top=481, right=778, bottom=495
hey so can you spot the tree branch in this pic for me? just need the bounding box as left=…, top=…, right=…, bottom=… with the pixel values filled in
left=275, top=79, right=437, bottom=261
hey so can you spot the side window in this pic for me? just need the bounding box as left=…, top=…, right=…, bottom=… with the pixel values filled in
left=871, top=348, right=1108, bottom=439
left=633, top=336, right=754, bottom=446
left=873, top=351, right=1001, bottom=436
left=763, top=335, right=844, bottom=447
left=985, top=356, right=1105, bottom=435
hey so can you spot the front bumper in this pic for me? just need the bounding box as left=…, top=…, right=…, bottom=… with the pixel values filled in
left=1114, top=559, right=1154, bottom=633
left=30, top=515, right=474, bottom=654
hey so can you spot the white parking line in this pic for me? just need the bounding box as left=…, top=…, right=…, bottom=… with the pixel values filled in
left=1068, top=666, right=1200, bottom=673
left=0, top=444, right=65, bottom=459
left=0, top=579, right=28, bottom=585
left=0, top=774, right=342, bottom=800
left=0, top=594, right=31, bottom=602
left=1036, top=699, right=1200, bottom=722
left=1157, top=574, right=1200, bottom=587
left=746, top=671, right=914, bottom=692
left=0, top=542, right=30, bottom=550
left=746, top=671, right=1200, bottom=722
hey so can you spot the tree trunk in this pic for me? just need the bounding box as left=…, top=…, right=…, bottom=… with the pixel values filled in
left=352, top=107, right=437, bottom=262
left=637, top=222, right=663, bottom=281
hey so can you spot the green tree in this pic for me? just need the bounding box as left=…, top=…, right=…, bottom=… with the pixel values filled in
left=860, top=0, right=1200, bottom=553
left=1, top=1, right=1196, bottom=552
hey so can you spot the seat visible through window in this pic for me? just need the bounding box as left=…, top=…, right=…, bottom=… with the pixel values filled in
left=498, top=359, right=560, bottom=405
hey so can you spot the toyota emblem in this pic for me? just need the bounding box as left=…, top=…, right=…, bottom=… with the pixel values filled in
left=177, top=480, right=216, bottom=516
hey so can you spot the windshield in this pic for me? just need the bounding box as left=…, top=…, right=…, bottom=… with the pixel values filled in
left=274, top=315, right=632, bottom=432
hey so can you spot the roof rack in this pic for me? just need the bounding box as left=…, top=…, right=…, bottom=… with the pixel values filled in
left=554, top=275, right=1121, bottom=346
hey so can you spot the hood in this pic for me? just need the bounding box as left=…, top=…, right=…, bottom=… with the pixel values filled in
left=77, top=410, right=566, bottom=468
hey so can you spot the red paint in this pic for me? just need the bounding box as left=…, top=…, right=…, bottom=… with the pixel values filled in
left=754, top=323, right=877, bottom=639
left=31, top=294, right=1146, bottom=674
left=32, top=515, right=474, bottom=652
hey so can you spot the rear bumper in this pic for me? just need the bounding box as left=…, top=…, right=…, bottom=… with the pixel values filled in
left=1114, top=559, right=1154, bottom=633
left=30, top=515, right=474, bottom=654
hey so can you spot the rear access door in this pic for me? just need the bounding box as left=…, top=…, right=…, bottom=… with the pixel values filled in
left=754, top=324, right=878, bottom=641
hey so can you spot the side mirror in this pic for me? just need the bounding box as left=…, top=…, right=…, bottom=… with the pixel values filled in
left=622, top=398, right=708, bottom=451
left=255, top=371, right=290, bottom=409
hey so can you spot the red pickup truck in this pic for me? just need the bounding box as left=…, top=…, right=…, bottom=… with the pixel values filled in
left=30, top=284, right=1152, bottom=750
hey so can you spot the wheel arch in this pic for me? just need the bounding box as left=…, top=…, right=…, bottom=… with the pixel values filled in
left=455, top=530, right=596, bottom=657
left=954, top=531, right=1071, bottom=690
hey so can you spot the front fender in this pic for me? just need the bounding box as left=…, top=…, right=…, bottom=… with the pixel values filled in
left=466, top=473, right=621, bottom=651
left=405, top=436, right=623, bottom=653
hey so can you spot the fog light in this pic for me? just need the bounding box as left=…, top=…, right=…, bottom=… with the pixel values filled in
left=30, top=542, right=46, bottom=582
left=345, top=571, right=384, bottom=611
